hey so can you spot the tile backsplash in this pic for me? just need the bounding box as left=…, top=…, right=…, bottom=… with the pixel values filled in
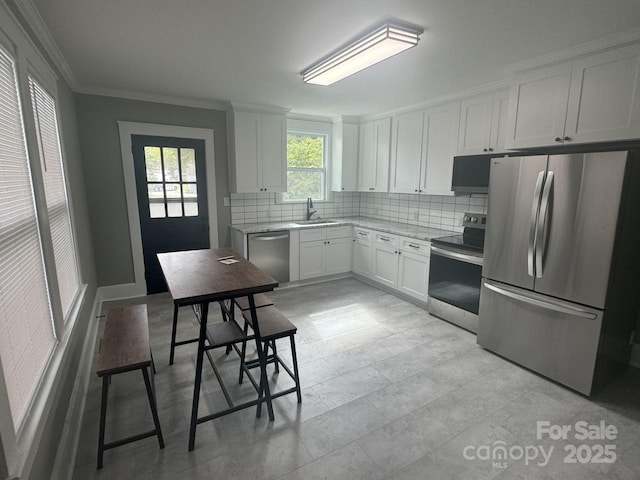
left=230, top=191, right=487, bottom=233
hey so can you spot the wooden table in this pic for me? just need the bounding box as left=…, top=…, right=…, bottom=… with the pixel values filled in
left=157, top=248, right=278, bottom=451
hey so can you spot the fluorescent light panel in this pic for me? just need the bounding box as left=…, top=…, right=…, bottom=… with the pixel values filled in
left=302, top=21, right=423, bottom=86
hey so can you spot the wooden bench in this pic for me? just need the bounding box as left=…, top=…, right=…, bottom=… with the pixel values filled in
left=96, top=304, right=164, bottom=469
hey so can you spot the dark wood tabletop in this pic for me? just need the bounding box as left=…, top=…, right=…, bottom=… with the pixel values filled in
left=157, top=248, right=278, bottom=306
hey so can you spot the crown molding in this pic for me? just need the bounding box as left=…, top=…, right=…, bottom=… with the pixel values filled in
left=507, top=27, right=640, bottom=73
left=75, top=84, right=228, bottom=111
left=9, top=0, right=78, bottom=88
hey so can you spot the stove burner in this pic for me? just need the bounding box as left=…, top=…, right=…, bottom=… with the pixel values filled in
left=431, top=212, right=486, bottom=254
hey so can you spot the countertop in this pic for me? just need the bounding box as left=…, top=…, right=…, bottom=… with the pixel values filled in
left=230, top=216, right=457, bottom=242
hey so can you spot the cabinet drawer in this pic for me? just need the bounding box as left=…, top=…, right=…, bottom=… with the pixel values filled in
left=354, top=227, right=372, bottom=242
left=399, top=238, right=430, bottom=256
left=300, top=228, right=325, bottom=243
left=326, top=225, right=352, bottom=239
left=374, top=232, right=398, bottom=247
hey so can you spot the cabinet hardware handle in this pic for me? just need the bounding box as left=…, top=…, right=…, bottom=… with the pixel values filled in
left=369, top=187, right=374, bottom=190
left=555, top=137, right=562, bottom=142
left=564, top=136, right=571, bottom=141
left=483, top=148, right=488, bottom=152
left=414, top=189, right=418, bottom=192
left=408, top=244, right=420, bottom=249
left=380, top=237, right=391, bottom=242
left=488, top=148, right=494, bottom=152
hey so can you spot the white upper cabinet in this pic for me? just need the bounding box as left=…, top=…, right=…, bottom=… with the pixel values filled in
left=458, top=89, right=509, bottom=155
left=565, top=44, right=640, bottom=144
left=331, top=117, right=359, bottom=192
left=420, top=101, right=460, bottom=196
left=358, top=117, right=391, bottom=192
left=227, top=104, right=289, bottom=193
left=506, top=43, right=640, bottom=148
left=389, top=109, right=425, bottom=193
left=389, top=101, right=460, bottom=195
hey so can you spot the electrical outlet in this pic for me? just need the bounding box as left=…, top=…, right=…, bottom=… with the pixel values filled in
left=223, top=197, right=230, bottom=207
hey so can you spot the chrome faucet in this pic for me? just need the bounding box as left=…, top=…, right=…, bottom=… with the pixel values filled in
left=306, top=197, right=317, bottom=220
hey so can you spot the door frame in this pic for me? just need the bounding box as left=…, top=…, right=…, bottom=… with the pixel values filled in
left=118, top=121, right=219, bottom=296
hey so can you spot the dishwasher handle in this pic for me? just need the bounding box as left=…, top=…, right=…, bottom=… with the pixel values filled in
left=251, top=234, right=289, bottom=241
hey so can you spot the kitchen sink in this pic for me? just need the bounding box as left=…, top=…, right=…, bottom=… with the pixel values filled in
left=293, top=219, right=339, bottom=225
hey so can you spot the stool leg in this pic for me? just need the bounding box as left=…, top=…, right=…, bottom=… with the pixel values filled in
left=271, top=340, right=279, bottom=373
left=97, top=375, right=109, bottom=469
left=238, top=320, right=249, bottom=384
left=290, top=335, right=302, bottom=404
left=142, top=367, right=165, bottom=449
left=169, top=304, right=179, bottom=365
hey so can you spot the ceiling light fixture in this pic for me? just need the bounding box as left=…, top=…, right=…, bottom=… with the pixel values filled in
left=301, top=19, right=424, bottom=86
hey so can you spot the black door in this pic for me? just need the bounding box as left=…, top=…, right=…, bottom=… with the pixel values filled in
left=132, top=135, right=209, bottom=293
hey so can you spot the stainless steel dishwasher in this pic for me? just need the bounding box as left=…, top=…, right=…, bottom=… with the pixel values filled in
left=247, top=231, right=290, bottom=283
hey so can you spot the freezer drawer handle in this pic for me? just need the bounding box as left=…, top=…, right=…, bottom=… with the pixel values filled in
left=483, top=282, right=597, bottom=320
left=252, top=234, right=289, bottom=241
left=431, top=246, right=483, bottom=266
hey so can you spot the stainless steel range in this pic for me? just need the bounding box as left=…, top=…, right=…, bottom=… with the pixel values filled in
left=427, top=213, right=485, bottom=333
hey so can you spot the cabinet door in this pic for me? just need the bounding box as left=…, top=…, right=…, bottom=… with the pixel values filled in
left=353, top=237, right=372, bottom=277
left=358, top=121, right=375, bottom=191
left=325, top=237, right=352, bottom=275
left=299, top=240, right=325, bottom=279
left=372, top=244, right=398, bottom=288
left=565, top=44, right=640, bottom=145
left=397, top=250, right=430, bottom=301
left=233, top=112, right=261, bottom=192
left=331, top=121, right=359, bottom=192
left=421, top=102, right=460, bottom=196
left=261, top=114, right=287, bottom=192
left=373, top=117, right=391, bottom=192
left=390, top=110, right=424, bottom=193
left=506, top=63, right=572, bottom=149
left=458, top=94, right=494, bottom=156
left=489, top=90, right=510, bottom=154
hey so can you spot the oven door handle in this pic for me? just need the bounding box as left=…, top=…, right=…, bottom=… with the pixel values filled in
left=430, top=246, right=483, bottom=266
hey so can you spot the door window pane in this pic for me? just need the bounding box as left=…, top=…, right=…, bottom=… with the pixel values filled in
left=183, top=183, right=198, bottom=216
left=147, top=184, right=166, bottom=218
left=144, top=147, right=162, bottom=181
left=167, top=200, right=183, bottom=217
left=180, top=148, right=197, bottom=181
left=163, top=147, right=180, bottom=181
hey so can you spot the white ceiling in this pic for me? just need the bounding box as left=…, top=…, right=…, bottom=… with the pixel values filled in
left=31, top=0, right=640, bottom=117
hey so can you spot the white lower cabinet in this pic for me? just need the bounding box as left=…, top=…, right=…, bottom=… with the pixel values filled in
left=299, top=226, right=352, bottom=280
left=352, top=227, right=373, bottom=277
left=397, top=238, right=430, bottom=301
left=371, top=233, right=431, bottom=301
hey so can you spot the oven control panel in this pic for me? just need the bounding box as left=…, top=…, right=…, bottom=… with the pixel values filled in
left=462, top=213, right=487, bottom=229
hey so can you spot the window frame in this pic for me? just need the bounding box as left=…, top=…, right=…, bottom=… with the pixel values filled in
left=280, top=119, right=332, bottom=204
left=0, top=5, right=85, bottom=477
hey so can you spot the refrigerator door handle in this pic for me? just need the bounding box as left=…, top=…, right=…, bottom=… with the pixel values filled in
left=483, top=282, right=597, bottom=320
left=528, top=171, right=546, bottom=277
left=535, top=171, right=554, bottom=278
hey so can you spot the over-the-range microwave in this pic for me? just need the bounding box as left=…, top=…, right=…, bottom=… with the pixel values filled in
left=451, top=153, right=507, bottom=194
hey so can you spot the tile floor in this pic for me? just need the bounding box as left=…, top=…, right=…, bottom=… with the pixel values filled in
left=72, top=278, right=640, bottom=479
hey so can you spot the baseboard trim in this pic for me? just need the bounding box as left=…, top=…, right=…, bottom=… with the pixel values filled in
left=50, top=288, right=106, bottom=480
left=631, top=342, right=640, bottom=368
left=98, top=282, right=146, bottom=301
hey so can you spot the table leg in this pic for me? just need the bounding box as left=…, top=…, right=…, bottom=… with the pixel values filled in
left=97, top=375, right=109, bottom=469
left=169, top=304, right=179, bottom=365
left=188, top=301, right=208, bottom=451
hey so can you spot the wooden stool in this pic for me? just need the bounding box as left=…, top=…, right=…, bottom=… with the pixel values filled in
left=96, top=304, right=164, bottom=469
left=241, top=305, right=302, bottom=415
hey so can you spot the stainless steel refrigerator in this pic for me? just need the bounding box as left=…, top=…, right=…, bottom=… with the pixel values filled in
left=478, top=151, right=640, bottom=395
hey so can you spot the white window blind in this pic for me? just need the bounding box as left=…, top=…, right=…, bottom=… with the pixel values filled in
left=0, top=46, right=57, bottom=430
left=29, top=76, right=79, bottom=319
